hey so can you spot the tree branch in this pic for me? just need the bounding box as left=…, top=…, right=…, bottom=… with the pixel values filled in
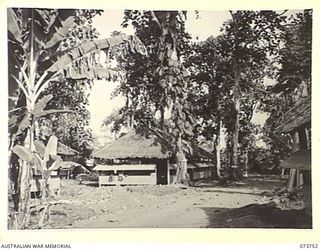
left=149, top=11, right=162, bottom=31
left=243, top=23, right=274, bottom=48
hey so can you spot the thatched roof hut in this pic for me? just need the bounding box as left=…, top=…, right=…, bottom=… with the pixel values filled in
left=273, top=96, right=311, bottom=134
left=92, top=130, right=172, bottom=159
left=279, top=149, right=311, bottom=171
left=92, top=129, right=213, bottom=160
left=273, top=96, right=311, bottom=209
left=92, top=129, right=214, bottom=186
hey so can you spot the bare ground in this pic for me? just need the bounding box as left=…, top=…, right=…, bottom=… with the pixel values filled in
left=29, top=175, right=311, bottom=229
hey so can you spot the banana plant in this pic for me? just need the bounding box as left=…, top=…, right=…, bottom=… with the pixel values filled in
left=11, top=135, right=80, bottom=228
left=8, top=8, right=146, bottom=139
left=7, top=8, right=147, bottom=229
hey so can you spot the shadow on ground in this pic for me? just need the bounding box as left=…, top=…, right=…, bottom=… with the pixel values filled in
left=192, top=175, right=286, bottom=190
left=80, top=182, right=99, bottom=187
left=200, top=202, right=312, bottom=228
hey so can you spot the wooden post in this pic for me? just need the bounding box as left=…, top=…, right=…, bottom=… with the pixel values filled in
left=292, top=131, right=300, bottom=152
left=298, top=127, right=308, bottom=150
left=305, top=128, right=310, bottom=149
left=288, top=169, right=297, bottom=190
left=167, top=160, right=170, bottom=185
left=298, top=127, right=311, bottom=216
left=288, top=131, right=300, bottom=190
left=296, top=170, right=301, bottom=187
left=297, top=127, right=308, bottom=189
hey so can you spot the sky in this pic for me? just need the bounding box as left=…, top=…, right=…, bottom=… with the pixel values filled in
left=88, top=10, right=233, bottom=138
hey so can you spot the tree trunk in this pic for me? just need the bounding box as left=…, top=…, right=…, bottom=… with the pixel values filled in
left=214, top=120, right=222, bottom=178
left=243, top=146, right=249, bottom=177
left=8, top=90, right=29, bottom=229
left=126, top=93, right=131, bottom=128
left=174, top=133, right=189, bottom=185
left=13, top=160, right=32, bottom=229
left=10, top=114, right=35, bottom=229
left=160, top=106, right=165, bottom=130
left=229, top=10, right=242, bottom=181
left=229, top=82, right=242, bottom=180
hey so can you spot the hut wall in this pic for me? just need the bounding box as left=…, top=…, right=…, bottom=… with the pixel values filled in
left=95, top=164, right=157, bottom=186
left=99, top=174, right=156, bottom=186
left=192, top=168, right=212, bottom=180
left=95, top=162, right=213, bottom=185
left=169, top=166, right=212, bottom=183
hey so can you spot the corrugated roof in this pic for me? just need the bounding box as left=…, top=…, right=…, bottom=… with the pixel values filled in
left=279, top=149, right=311, bottom=171
left=273, top=96, right=311, bottom=134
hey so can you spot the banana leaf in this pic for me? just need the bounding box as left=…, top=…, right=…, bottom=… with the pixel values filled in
left=7, top=8, right=22, bottom=43
left=34, top=140, right=46, bottom=158
left=33, top=109, right=76, bottom=118
left=65, top=67, right=122, bottom=81
left=11, top=145, right=33, bottom=162
left=44, top=135, right=58, bottom=161
left=14, top=112, right=31, bottom=137
left=46, top=35, right=147, bottom=73
left=33, top=94, right=54, bottom=114
left=44, top=10, right=76, bottom=50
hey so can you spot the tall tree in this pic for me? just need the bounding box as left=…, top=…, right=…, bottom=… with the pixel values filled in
left=187, top=35, right=234, bottom=178
left=220, top=10, right=286, bottom=179
left=187, top=11, right=282, bottom=178
left=121, top=11, right=194, bottom=184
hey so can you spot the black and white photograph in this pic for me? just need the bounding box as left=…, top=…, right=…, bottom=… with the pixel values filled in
left=6, top=6, right=314, bottom=232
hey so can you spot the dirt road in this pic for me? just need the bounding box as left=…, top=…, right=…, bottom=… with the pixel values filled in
left=38, top=176, right=296, bottom=229
left=72, top=187, right=266, bottom=228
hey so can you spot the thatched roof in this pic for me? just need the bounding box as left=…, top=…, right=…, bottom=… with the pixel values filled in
left=191, top=145, right=214, bottom=159
left=93, top=162, right=214, bottom=171
left=169, top=162, right=213, bottom=170
left=274, top=96, right=311, bottom=134
left=34, top=139, right=79, bottom=156
left=92, top=129, right=214, bottom=160
left=92, top=130, right=172, bottom=159
left=60, top=162, right=89, bottom=173
left=57, top=142, right=79, bottom=156
left=279, top=149, right=311, bottom=171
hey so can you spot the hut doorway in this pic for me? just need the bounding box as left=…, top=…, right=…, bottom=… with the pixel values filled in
left=156, top=160, right=168, bottom=185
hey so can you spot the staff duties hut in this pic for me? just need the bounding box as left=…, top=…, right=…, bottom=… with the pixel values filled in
left=273, top=96, right=311, bottom=216
left=92, top=129, right=214, bottom=186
